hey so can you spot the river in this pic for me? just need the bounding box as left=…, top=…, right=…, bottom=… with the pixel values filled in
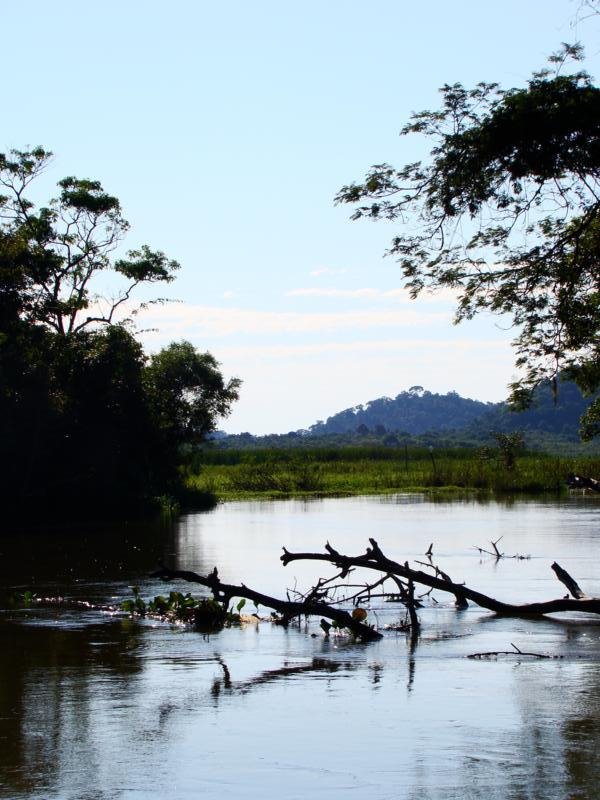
left=1, top=494, right=600, bottom=799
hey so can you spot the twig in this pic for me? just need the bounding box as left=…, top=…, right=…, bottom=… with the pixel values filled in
left=474, top=538, right=531, bottom=560
left=468, top=642, right=564, bottom=660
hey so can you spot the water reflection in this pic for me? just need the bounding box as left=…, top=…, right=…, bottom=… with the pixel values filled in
left=1, top=494, right=600, bottom=799
left=505, top=662, right=600, bottom=799
left=0, top=618, right=144, bottom=798
left=0, top=516, right=173, bottom=590
left=209, top=656, right=351, bottom=701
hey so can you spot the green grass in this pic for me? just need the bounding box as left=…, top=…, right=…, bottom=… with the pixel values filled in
left=183, top=446, right=600, bottom=500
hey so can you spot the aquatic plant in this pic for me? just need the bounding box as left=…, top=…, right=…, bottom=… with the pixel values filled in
left=120, top=587, right=244, bottom=631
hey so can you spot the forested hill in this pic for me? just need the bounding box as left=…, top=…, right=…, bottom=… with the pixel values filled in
left=218, top=382, right=600, bottom=451
left=308, top=387, right=495, bottom=436
left=466, top=381, right=599, bottom=439
left=308, top=383, right=597, bottom=440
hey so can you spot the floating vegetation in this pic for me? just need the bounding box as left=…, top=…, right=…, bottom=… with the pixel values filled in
left=120, top=587, right=247, bottom=632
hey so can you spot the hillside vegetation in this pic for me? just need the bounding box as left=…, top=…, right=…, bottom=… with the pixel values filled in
left=217, top=381, right=600, bottom=453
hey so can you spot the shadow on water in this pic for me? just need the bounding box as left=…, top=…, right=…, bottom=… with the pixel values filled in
left=0, top=515, right=177, bottom=589
left=0, top=618, right=144, bottom=799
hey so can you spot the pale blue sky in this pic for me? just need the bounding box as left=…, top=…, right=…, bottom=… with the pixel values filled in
left=4, top=1, right=598, bottom=432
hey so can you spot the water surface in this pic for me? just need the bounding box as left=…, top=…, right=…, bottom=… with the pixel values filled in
left=2, top=494, right=600, bottom=799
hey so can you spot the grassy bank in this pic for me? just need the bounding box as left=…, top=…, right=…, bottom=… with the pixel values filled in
left=183, top=446, right=600, bottom=500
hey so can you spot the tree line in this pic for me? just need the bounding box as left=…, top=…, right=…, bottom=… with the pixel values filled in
left=0, top=148, right=240, bottom=520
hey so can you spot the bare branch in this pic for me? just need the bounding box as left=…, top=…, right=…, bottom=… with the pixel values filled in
left=151, top=565, right=382, bottom=641
left=282, top=540, right=600, bottom=618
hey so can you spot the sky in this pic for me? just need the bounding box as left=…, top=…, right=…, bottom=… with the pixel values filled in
left=3, top=0, right=599, bottom=433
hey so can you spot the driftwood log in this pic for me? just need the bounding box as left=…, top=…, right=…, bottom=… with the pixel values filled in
left=281, top=538, right=600, bottom=618
left=151, top=566, right=382, bottom=640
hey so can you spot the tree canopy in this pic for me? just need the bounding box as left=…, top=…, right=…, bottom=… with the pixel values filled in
left=336, top=45, right=600, bottom=439
left=0, top=147, right=179, bottom=336
left=0, top=148, right=240, bottom=518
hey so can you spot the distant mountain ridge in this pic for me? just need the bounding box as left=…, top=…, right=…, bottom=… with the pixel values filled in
left=215, top=381, right=599, bottom=452
left=308, top=382, right=596, bottom=440
left=309, top=386, right=495, bottom=436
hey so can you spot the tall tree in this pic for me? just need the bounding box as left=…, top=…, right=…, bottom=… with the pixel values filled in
left=0, top=148, right=240, bottom=517
left=0, top=147, right=179, bottom=335
left=336, top=45, right=600, bottom=439
left=144, top=341, right=241, bottom=489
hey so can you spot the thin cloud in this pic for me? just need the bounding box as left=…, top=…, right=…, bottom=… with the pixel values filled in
left=213, top=338, right=510, bottom=360
left=137, top=303, right=450, bottom=338
left=216, top=338, right=515, bottom=433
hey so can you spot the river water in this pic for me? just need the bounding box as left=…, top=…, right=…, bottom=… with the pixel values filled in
left=1, top=494, right=600, bottom=799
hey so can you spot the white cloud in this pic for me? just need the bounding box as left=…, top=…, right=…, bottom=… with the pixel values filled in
left=222, top=290, right=235, bottom=300
left=214, top=337, right=510, bottom=362
left=137, top=303, right=450, bottom=339
left=216, top=337, right=516, bottom=433
left=132, top=300, right=516, bottom=434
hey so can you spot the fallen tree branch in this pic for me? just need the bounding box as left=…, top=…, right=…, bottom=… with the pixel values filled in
left=468, top=643, right=564, bottom=660
left=474, top=536, right=531, bottom=560
left=414, top=559, right=468, bottom=608
left=281, top=539, right=600, bottom=618
left=151, top=565, right=382, bottom=640
left=551, top=561, right=589, bottom=599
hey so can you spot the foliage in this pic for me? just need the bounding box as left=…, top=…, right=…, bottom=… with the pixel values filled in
left=308, top=387, right=494, bottom=436
left=2, top=590, right=37, bottom=608
left=210, top=381, right=599, bottom=452
left=121, top=587, right=245, bottom=631
left=145, top=341, right=241, bottom=447
left=0, top=148, right=240, bottom=518
left=491, top=432, right=525, bottom=470
left=0, top=148, right=179, bottom=335
left=336, top=46, right=600, bottom=437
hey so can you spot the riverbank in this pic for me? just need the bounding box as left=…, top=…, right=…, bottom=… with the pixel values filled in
left=184, top=446, right=600, bottom=501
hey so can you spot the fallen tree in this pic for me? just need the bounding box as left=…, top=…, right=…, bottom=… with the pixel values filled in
left=151, top=565, right=383, bottom=640
left=281, top=539, right=600, bottom=617
left=146, top=538, right=600, bottom=642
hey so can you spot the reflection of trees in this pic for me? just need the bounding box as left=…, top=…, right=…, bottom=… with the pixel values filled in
left=562, top=666, right=600, bottom=798
left=170, top=514, right=209, bottom=574
left=0, top=619, right=143, bottom=798
left=0, top=518, right=170, bottom=588
left=498, top=630, right=600, bottom=800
